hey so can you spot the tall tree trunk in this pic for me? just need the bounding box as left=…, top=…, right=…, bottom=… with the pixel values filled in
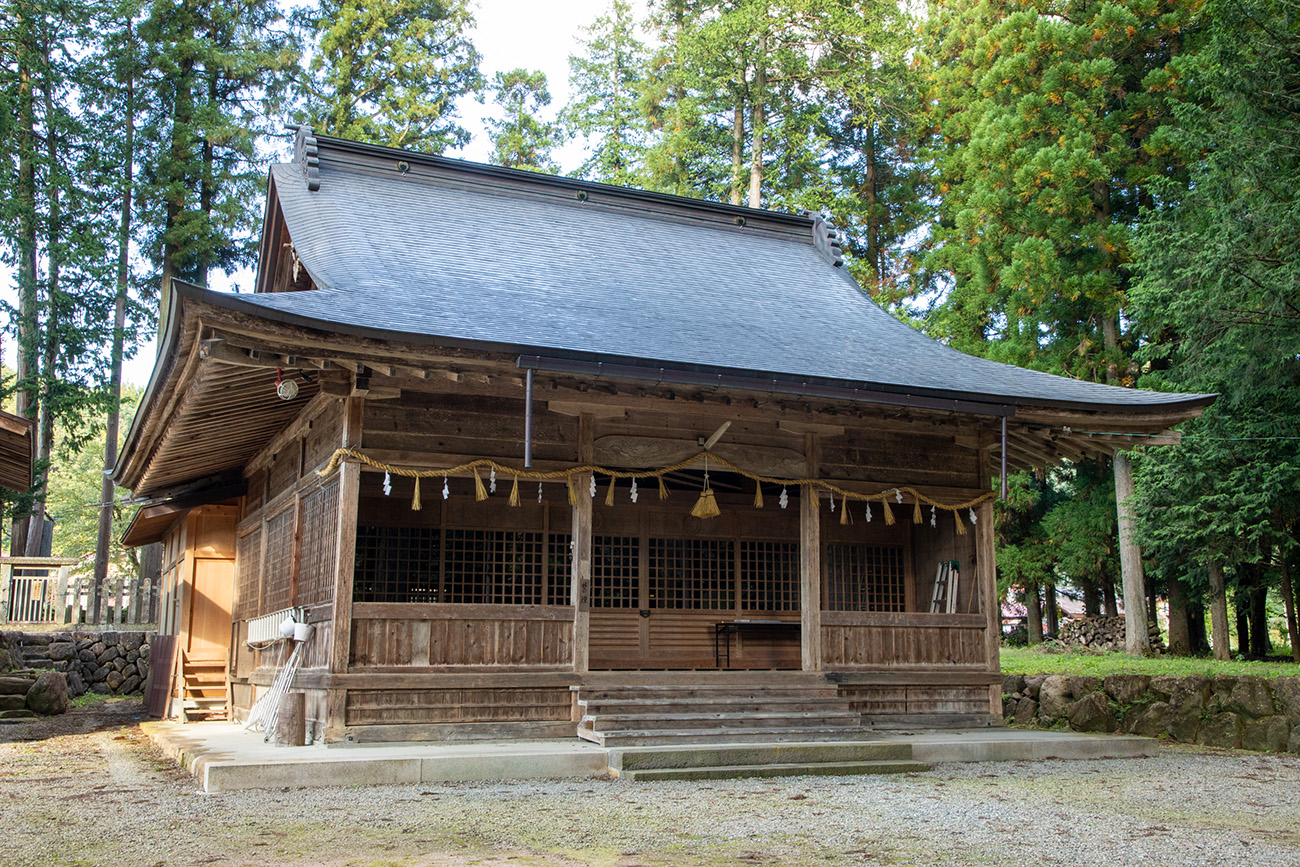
left=1249, top=572, right=1269, bottom=658
left=1187, top=598, right=1209, bottom=655
left=1083, top=579, right=1101, bottom=616
left=1281, top=559, right=1300, bottom=662
left=1208, top=560, right=1231, bottom=660
left=1234, top=589, right=1251, bottom=658
left=1103, top=579, right=1118, bottom=618
left=1113, top=451, right=1149, bottom=653
left=1044, top=581, right=1058, bottom=636
left=1025, top=582, right=1042, bottom=645
left=161, top=46, right=195, bottom=299
left=863, top=121, right=880, bottom=295
left=12, top=23, right=40, bottom=556
left=1166, top=575, right=1191, bottom=656
left=748, top=32, right=766, bottom=209
left=26, top=53, right=62, bottom=558
left=730, top=100, right=744, bottom=206
left=93, top=19, right=136, bottom=626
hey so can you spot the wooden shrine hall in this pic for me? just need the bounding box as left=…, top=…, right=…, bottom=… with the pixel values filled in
left=115, top=128, right=1212, bottom=744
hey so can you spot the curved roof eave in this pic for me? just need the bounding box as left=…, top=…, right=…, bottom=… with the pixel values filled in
left=175, top=281, right=1216, bottom=420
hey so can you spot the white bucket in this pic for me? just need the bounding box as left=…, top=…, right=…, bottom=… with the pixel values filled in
left=293, top=622, right=315, bottom=642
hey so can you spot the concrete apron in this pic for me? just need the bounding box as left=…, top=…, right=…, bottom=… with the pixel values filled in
left=142, top=722, right=1160, bottom=793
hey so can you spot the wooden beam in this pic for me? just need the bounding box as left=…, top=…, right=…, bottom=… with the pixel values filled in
left=800, top=433, right=822, bottom=672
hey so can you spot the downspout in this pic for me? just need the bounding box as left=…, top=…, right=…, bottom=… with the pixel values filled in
left=1001, top=415, right=1008, bottom=500
left=524, top=366, right=534, bottom=468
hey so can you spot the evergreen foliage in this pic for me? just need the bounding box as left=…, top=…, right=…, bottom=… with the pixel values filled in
left=486, top=68, right=563, bottom=172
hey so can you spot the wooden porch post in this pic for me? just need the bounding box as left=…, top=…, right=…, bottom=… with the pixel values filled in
left=0, top=561, right=10, bottom=624
left=977, top=500, right=1000, bottom=713
left=571, top=413, right=593, bottom=674
left=800, top=433, right=822, bottom=671
left=325, top=396, right=363, bottom=741
left=57, top=565, right=72, bottom=625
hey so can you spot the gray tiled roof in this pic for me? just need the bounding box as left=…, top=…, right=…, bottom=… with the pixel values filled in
left=232, top=149, right=1210, bottom=413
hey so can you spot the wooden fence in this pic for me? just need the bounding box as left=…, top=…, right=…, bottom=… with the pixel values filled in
left=0, top=557, right=161, bottom=627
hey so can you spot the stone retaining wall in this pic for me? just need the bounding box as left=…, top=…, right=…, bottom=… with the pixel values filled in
left=1, top=630, right=152, bottom=698
left=1004, top=673, right=1300, bottom=753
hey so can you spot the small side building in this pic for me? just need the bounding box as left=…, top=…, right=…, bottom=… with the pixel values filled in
left=115, top=129, right=1211, bottom=739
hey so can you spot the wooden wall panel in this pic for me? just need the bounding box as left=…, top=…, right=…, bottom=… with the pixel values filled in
left=267, top=440, right=302, bottom=501
left=819, top=428, right=982, bottom=489
left=589, top=609, right=800, bottom=670
left=363, top=393, right=579, bottom=463
left=350, top=614, right=574, bottom=667
left=303, top=406, right=344, bottom=472
left=821, top=615, right=988, bottom=668
left=345, top=687, right=571, bottom=725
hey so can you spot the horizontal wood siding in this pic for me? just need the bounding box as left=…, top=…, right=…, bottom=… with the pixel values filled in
left=821, top=613, right=988, bottom=668
left=350, top=605, right=574, bottom=667
left=363, top=393, right=579, bottom=464
left=345, top=687, right=571, bottom=725
left=838, top=684, right=990, bottom=715
left=590, top=609, right=800, bottom=669
left=820, top=428, right=982, bottom=489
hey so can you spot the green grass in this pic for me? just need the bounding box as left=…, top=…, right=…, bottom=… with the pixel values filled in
left=1000, top=645, right=1300, bottom=678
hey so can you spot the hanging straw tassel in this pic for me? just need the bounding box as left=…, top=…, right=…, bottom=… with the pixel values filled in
left=954, top=509, right=966, bottom=535
left=658, top=474, right=669, bottom=500
left=473, top=467, right=488, bottom=501
left=840, top=493, right=850, bottom=525
left=753, top=481, right=764, bottom=509
left=508, top=473, right=521, bottom=507
left=605, top=475, right=617, bottom=506
left=913, top=498, right=923, bottom=524
left=566, top=475, right=577, bottom=506
left=882, top=497, right=895, bottom=525
left=692, top=486, right=721, bottom=519
left=411, top=476, right=422, bottom=511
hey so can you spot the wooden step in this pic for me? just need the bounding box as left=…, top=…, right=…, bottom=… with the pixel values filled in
left=578, top=686, right=840, bottom=701
left=583, top=710, right=862, bottom=732
left=580, top=698, right=853, bottom=715
left=618, top=759, right=930, bottom=781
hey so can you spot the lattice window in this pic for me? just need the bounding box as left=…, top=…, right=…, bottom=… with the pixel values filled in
left=740, top=541, right=798, bottom=611
left=825, top=544, right=906, bottom=612
left=262, top=506, right=296, bottom=613
left=297, top=479, right=340, bottom=607
left=592, top=535, right=639, bottom=608
left=234, top=527, right=263, bottom=620
left=443, top=530, right=544, bottom=605
left=649, top=538, right=734, bottom=610
left=547, top=533, right=573, bottom=606
left=353, top=526, right=441, bottom=603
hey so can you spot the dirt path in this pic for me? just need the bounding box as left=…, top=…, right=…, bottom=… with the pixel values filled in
left=3, top=699, right=1299, bottom=867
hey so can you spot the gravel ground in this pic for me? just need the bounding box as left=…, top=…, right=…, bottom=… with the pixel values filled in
left=3, top=697, right=1299, bottom=867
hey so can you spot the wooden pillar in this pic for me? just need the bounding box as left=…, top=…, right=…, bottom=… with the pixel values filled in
left=325, top=397, right=362, bottom=741
left=977, top=497, right=1001, bottom=716
left=1113, top=450, right=1149, bottom=655
left=571, top=413, right=593, bottom=674
left=800, top=433, right=822, bottom=672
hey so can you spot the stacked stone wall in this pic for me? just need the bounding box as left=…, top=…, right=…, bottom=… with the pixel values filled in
left=1, top=630, right=152, bottom=698
left=1004, top=673, right=1300, bottom=753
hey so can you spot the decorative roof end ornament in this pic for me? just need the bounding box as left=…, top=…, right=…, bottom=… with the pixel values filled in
left=289, top=123, right=321, bottom=192
left=808, top=211, right=844, bottom=268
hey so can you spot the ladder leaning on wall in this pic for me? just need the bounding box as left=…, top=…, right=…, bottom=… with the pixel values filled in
left=930, top=560, right=961, bottom=614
